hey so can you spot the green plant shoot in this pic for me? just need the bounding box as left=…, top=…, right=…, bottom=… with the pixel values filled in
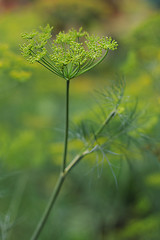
left=20, top=25, right=118, bottom=240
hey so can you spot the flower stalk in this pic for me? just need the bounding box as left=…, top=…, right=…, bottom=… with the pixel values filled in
left=62, top=79, right=70, bottom=172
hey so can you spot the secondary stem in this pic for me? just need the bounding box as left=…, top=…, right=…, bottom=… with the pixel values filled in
left=95, top=110, right=117, bottom=137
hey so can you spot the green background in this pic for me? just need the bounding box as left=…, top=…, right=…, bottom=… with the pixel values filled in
left=0, top=0, right=160, bottom=239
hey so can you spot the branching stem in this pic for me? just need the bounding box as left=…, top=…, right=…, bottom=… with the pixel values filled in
left=30, top=91, right=117, bottom=240
left=30, top=149, right=96, bottom=240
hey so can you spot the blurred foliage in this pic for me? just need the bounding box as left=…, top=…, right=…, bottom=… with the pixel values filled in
left=36, top=0, right=113, bottom=31
left=0, top=0, right=160, bottom=240
left=0, top=43, right=32, bottom=82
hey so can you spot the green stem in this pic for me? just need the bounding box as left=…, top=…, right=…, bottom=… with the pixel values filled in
left=64, top=146, right=97, bottom=175
left=62, top=79, right=70, bottom=171
left=95, top=109, right=117, bottom=137
left=30, top=173, right=65, bottom=240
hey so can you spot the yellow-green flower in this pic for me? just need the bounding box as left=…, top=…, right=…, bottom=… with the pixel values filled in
left=20, top=25, right=118, bottom=80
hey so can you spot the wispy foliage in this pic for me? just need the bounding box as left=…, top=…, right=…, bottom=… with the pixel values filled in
left=70, top=79, right=148, bottom=171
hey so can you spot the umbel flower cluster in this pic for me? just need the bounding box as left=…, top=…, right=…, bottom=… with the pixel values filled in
left=21, top=25, right=118, bottom=80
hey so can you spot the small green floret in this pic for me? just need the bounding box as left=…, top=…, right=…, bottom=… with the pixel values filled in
left=20, top=25, right=118, bottom=80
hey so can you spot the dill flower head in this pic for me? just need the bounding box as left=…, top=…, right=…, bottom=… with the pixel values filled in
left=20, top=24, right=118, bottom=80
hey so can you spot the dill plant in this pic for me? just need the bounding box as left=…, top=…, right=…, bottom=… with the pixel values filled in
left=20, top=25, right=121, bottom=240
